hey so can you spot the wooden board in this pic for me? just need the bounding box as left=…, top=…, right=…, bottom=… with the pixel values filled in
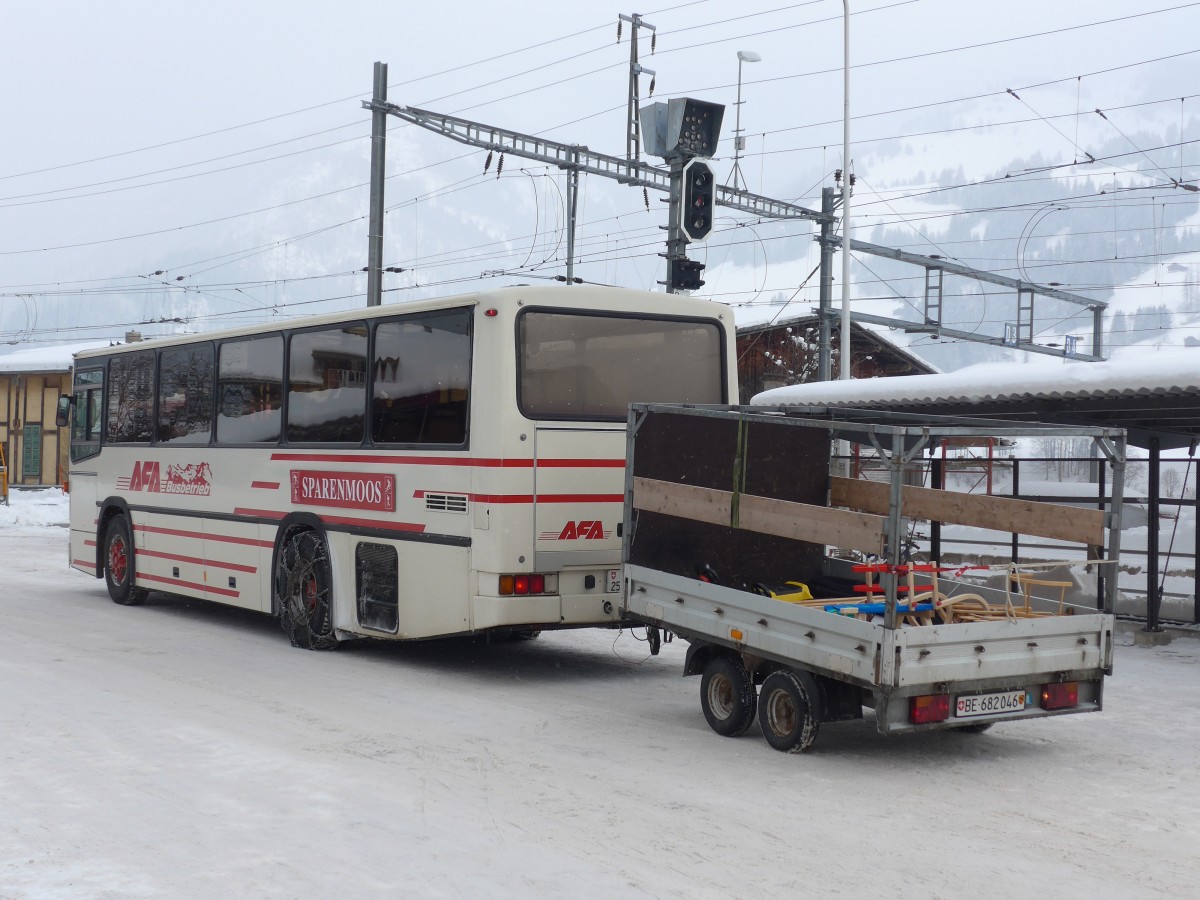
left=830, top=476, right=1104, bottom=547
left=633, top=476, right=886, bottom=555
left=627, top=409, right=830, bottom=588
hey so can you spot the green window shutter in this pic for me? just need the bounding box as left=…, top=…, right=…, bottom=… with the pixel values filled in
left=22, top=424, right=42, bottom=478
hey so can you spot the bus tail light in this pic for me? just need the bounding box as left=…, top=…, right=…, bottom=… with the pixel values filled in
left=498, top=573, right=558, bottom=596
left=910, top=694, right=950, bottom=724
left=1040, top=681, right=1079, bottom=710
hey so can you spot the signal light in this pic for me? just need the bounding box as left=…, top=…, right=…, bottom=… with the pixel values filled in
left=669, top=257, right=706, bottom=292
left=910, top=694, right=951, bottom=724
left=1040, top=681, right=1079, bottom=710
left=681, top=158, right=715, bottom=242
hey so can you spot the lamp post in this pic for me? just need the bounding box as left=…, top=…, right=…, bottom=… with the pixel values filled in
left=839, top=4, right=852, bottom=380
left=730, top=50, right=761, bottom=192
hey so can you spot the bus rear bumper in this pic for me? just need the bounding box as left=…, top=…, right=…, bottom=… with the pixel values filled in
left=471, top=592, right=620, bottom=630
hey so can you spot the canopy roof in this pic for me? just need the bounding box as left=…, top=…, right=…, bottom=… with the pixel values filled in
left=752, top=348, right=1200, bottom=450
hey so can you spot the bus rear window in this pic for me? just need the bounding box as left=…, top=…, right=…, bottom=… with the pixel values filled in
left=518, top=311, right=724, bottom=419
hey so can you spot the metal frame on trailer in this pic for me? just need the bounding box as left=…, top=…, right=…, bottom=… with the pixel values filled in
left=624, top=403, right=1127, bottom=627
left=620, top=404, right=1127, bottom=744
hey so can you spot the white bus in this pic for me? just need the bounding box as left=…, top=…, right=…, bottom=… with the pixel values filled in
left=60, top=285, right=736, bottom=648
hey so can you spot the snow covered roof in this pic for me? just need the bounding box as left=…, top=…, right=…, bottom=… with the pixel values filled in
left=751, top=348, right=1200, bottom=449
left=0, top=342, right=111, bottom=374
left=736, top=313, right=938, bottom=376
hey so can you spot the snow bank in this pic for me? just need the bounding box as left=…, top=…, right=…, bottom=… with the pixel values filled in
left=0, top=487, right=70, bottom=529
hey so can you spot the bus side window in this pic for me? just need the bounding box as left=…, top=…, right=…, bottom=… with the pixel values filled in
left=286, top=324, right=367, bottom=444
left=158, top=344, right=214, bottom=444
left=217, top=335, right=283, bottom=444
left=106, top=351, right=154, bottom=444
left=371, top=309, right=470, bottom=446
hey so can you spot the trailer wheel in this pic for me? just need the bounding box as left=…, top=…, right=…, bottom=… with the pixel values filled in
left=276, top=530, right=338, bottom=651
left=758, top=669, right=820, bottom=753
left=104, top=515, right=149, bottom=606
left=700, top=656, right=757, bottom=737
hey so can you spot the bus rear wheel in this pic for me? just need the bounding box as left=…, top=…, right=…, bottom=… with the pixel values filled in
left=104, top=515, right=149, bottom=606
left=276, top=530, right=338, bottom=651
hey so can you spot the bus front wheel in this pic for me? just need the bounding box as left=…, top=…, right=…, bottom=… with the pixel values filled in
left=104, top=515, right=149, bottom=606
left=275, top=530, right=338, bottom=651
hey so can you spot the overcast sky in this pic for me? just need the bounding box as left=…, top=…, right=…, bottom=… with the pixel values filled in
left=1, top=0, right=1196, bottom=348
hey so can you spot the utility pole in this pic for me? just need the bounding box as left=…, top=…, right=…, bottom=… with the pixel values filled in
left=663, top=157, right=685, bottom=294
left=839, top=4, right=852, bottom=380
left=619, top=13, right=656, bottom=163
left=817, top=187, right=836, bottom=381
left=365, top=61, right=388, bottom=307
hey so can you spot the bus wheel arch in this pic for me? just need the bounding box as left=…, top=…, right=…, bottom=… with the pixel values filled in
left=273, top=517, right=338, bottom=651
left=101, top=506, right=149, bottom=606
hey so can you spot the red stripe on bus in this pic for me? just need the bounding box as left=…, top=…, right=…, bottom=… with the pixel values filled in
left=314, top=514, right=427, bottom=533
left=534, top=494, right=624, bottom=503
left=73, top=559, right=96, bottom=569
left=139, top=573, right=240, bottom=598
left=250, top=481, right=280, bottom=490
left=267, top=453, right=622, bottom=469
left=139, top=548, right=257, bottom=574
left=84, top=540, right=96, bottom=547
left=232, top=507, right=426, bottom=534
left=270, top=453, right=533, bottom=468
left=136, top=523, right=274, bottom=548
left=232, top=508, right=287, bottom=521
left=534, top=459, right=625, bottom=468
left=470, top=493, right=623, bottom=504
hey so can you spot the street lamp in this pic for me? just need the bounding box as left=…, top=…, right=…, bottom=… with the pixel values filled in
left=729, top=50, right=762, bottom=192
left=839, top=4, right=852, bottom=380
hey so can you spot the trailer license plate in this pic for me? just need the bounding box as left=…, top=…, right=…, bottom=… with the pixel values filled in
left=606, top=569, right=621, bottom=593
left=954, top=690, right=1027, bottom=718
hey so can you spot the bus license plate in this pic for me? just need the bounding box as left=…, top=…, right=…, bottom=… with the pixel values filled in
left=606, top=569, right=621, bottom=593
left=954, top=690, right=1027, bottom=719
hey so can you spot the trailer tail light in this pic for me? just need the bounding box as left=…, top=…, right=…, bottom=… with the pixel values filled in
left=498, top=573, right=558, bottom=596
left=1040, top=681, right=1079, bottom=711
left=910, top=694, right=950, bottom=724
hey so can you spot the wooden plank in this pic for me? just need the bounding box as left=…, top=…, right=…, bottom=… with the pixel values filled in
left=631, top=477, right=733, bottom=526
left=737, top=494, right=886, bottom=556
left=831, top=476, right=1105, bottom=546
left=632, top=477, right=886, bottom=555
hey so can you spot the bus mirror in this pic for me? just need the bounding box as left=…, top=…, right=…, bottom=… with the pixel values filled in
left=56, top=394, right=73, bottom=428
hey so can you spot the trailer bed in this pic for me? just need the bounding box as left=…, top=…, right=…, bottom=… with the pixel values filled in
left=620, top=404, right=1126, bottom=749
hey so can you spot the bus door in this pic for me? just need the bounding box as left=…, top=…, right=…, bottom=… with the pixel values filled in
left=532, top=424, right=626, bottom=575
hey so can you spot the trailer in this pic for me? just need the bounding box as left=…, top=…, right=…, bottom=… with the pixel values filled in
left=620, top=404, right=1126, bottom=752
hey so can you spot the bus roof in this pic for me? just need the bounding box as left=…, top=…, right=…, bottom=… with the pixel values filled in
left=71, top=284, right=732, bottom=361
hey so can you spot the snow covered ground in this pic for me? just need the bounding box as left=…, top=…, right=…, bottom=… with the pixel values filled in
left=2, top=489, right=1199, bottom=898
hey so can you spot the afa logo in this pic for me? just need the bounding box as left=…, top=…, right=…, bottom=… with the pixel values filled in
left=127, top=461, right=162, bottom=492
left=119, top=461, right=213, bottom=496
left=550, top=520, right=611, bottom=541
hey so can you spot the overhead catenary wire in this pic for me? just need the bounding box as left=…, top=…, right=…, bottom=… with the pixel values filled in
left=1, top=3, right=1198, bottom=352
